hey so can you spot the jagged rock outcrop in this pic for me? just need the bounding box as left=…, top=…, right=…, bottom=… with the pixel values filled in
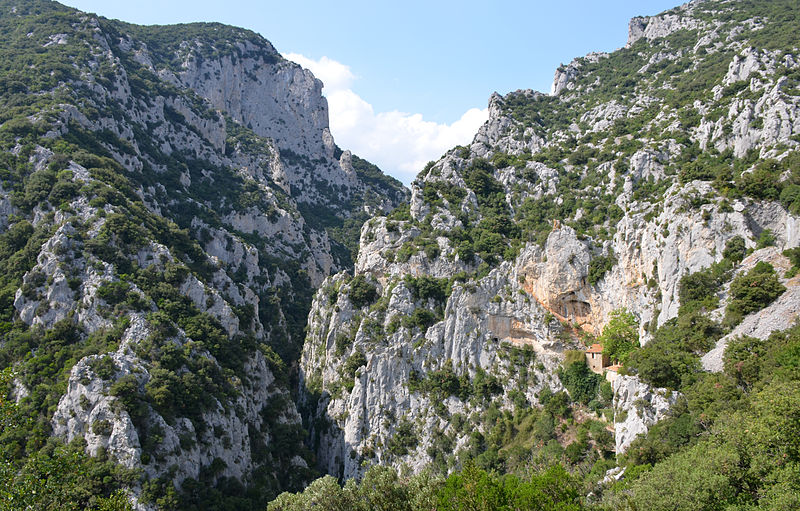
left=626, top=2, right=705, bottom=48
left=300, top=0, right=800, bottom=479
left=302, top=256, right=569, bottom=480
left=176, top=41, right=330, bottom=154
left=612, top=375, right=679, bottom=452
left=52, top=313, right=301, bottom=486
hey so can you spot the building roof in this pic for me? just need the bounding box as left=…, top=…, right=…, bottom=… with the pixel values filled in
left=586, top=343, right=604, bottom=354
left=606, top=364, right=622, bottom=372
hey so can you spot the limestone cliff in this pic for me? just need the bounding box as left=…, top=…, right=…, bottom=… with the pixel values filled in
left=300, top=0, right=800, bottom=480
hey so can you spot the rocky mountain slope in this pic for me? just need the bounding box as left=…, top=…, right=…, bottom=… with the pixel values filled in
left=0, top=0, right=405, bottom=508
left=300, top=0, right=800, bottom=482
left=3, top=0, right=800, bottom=509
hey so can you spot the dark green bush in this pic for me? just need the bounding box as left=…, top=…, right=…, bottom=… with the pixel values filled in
left=722, top=335, right=765, bottom=388
left=342, top=351, right=367, bottom=380
left=89, top=355, right=117, bottom=380
left=540, top=389, right=571, bottom=418
left=405, top=275, right=450, bottom=303
left=464, top=159, right=506, bottom=214
left=737, top=160, right=783, bottom=200
left=402, top=308, right=438, bottom=331
left=625, top=339, right=701, bottom=390
left=588, top=251, right=616, bottom=286
left=387, top=419, right=418, bottom=456
left=558, top=359, right=601, bottom=405
left=722, top=235, right=746, bottom=263
left=756, top=228, right=776, bottom=249
left=677, top=260, right=731, bottom=314
left=96, top=281, right=131, bottom=305
left=598, top=308, right=639, bottom=363
left=724, top=261, right=785, bottom=327
left=472, top=369, right=503, bottom=401
left=347, top=275, right=378, bottom=308
left=784, top=247, right=800, bottom=269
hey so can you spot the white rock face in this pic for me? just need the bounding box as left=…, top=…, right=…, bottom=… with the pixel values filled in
left=724, top=48, right=777, bottom=86
left=612, top=375, right=679, bottom=452
left=626, top=1, right=705, bottom=47
left=302, top=263, right=571, bottom=479
left=169, top=39, right=406, bottom=209
left=176, top=41, right=330, bottom=159
left=52, top=316, right=150, bottom=469
left=552, top=59, right=582, bottom=96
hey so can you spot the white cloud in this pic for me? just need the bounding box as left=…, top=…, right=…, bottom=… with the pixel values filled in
left=284, top=53, right=488, bottom=185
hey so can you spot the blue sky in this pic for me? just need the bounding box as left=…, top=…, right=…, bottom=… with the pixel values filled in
left=61, top=0, right=681, bottom=183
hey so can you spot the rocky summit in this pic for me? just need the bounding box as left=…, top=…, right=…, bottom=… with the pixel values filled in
left=1, top=0, right=800, bottom=510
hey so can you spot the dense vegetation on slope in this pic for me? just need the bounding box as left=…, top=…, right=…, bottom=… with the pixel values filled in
left=282, top=322, right=800, bottom=510
left=269, top=463, right=584, bottom=511
left=1, top=368, right=133, bottom=510
left=0, top=0, right=405, bottom=508
left=608, top=322, right=800, bottom=510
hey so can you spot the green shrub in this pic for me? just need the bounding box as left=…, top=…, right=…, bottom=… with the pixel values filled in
left=347, top=275, right=378, bottom=308
left=472, top=369, right=503, bottom=401
left=588, top=251, right=616, bottom=286
left=784, top=247, right=800, bottom=269
left=563, top=350, right=586, bottom=366
left=654, top=310, right=721, bottom=354
left=92, top=419, right=113, bottom=436
left=402, top=308, right=438, bottom=331
left=463, top=159, right=506, bottom=215
left=724, top=262, right=785, bottom=327
left=408, top=362, right=499, bottom=402
left=89, top=355, right=117, bottom=380
left=405, top=275, right=450, bottom=303
left=96, top=281, right=131, bottom=305
left=396, top=242, right=415, bottom=262
left=540, top=390, right=571, bottom=418
left=625, top=305, right=720, bottom=391
left=779, top=183, right=800, bottom=214
left=722, top=235, right=746, bottom=263
left=756, top=228, right=776, bottom=249
left=625, top=339, right=700, bottom=390
left=387, top=419, right=418, bottom=456
left=334, top=333, right=352, bottom=356
left=598, top=308, right=639, bottom=363
left=559, top=359, right=601, bottom=405
left=109, top=374, right=146, bottom=418
left=1, top=116, right=36, bottom=137
left=723, top=335, right=765, bottom=388
left=677, top=260, right=731, bottom=314
left=342, top=351, right=367, bottom=380
left=737, top=160, right=783, bottom=200
left=387, top=203, right=411, bottom=221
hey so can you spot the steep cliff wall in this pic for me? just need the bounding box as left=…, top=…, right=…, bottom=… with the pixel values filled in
left=301, top=0, right=800, bottom=480
left=0, top=2, right=405, bottom=508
